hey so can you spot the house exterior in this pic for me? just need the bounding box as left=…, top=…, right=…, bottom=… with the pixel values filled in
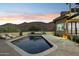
left=53, top=11, right=79, bottom=40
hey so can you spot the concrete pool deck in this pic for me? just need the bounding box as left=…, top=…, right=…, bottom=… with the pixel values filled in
left=43, top=35, right=79, bottom=56
left=0, top=34, right=79, bottom=56
left=0, top=39, right=21, bottom=56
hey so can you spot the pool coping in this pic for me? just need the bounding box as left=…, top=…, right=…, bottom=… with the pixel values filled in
left=6, top=35, right=57, bottom=56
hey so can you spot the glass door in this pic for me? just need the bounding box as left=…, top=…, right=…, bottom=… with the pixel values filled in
left=77, top=22, right=79, bottom=34
left=68, top=23, right=71, bottom=34
left=68, top=22, right=79, bottom=35
left=72, top=23, right=75, bottom=34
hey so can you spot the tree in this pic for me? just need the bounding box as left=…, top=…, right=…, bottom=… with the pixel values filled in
left=0, top=26, right=20, bottom=32
left=66, top=3, right=72, bottom=16
left=28, top=25, right=41, bottom=31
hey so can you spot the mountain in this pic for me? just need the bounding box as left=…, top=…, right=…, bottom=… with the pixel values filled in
left=0, top=22, right=54, bottom=32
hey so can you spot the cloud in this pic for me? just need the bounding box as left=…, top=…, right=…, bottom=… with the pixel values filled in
left=0, top=12, right=60, bottom=25
left=21, top=13, right=60, bottom=20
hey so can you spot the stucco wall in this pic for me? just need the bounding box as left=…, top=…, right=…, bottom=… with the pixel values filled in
left=55, top=18, right=66, bottom=37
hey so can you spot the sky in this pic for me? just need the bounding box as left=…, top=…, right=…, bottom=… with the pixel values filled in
left=0, top=3, right=69, bottom=25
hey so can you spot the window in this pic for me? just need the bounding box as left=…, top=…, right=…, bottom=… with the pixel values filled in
left=72, top=23, right=75, bottom=34
left=56, top=23, right=64, bottom=31
left=77, top=22, right=79, bottom=34
left=68, top=22, right=79, bottom=34
left=68, top=23, right=71, bottom=33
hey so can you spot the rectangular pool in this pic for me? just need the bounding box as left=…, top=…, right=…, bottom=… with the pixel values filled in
left=12, top=36, right=53, bottom=54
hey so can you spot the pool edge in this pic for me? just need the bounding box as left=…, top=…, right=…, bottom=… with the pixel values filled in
left=6, top=35, right=57, bottom=56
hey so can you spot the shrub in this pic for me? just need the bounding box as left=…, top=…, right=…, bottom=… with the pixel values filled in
left=0, top=26, right=20, bottom=32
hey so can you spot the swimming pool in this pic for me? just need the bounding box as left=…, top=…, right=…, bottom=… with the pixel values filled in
left=12, top=36, right=53, bottom=54
left=6, top=35, right=57, bottom=56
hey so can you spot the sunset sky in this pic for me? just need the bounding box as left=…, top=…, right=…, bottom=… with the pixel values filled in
left=0, top=3, right=69, bottom=25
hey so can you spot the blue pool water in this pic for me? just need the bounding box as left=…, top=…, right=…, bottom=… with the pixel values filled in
left=12, top=36, right=53, bottom=54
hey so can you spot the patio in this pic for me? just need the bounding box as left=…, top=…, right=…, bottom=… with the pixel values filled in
left=0, top=34, right=79, bottom=56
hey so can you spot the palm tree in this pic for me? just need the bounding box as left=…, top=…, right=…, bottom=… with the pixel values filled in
left=66, top=3, right=79, bottom=13
left=74, top=3, right=79, bottom=12
left=66, top=3, right=72, bottom=16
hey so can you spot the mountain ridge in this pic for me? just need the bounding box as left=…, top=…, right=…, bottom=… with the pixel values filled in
left=0, top=21, right=54, bottom=31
